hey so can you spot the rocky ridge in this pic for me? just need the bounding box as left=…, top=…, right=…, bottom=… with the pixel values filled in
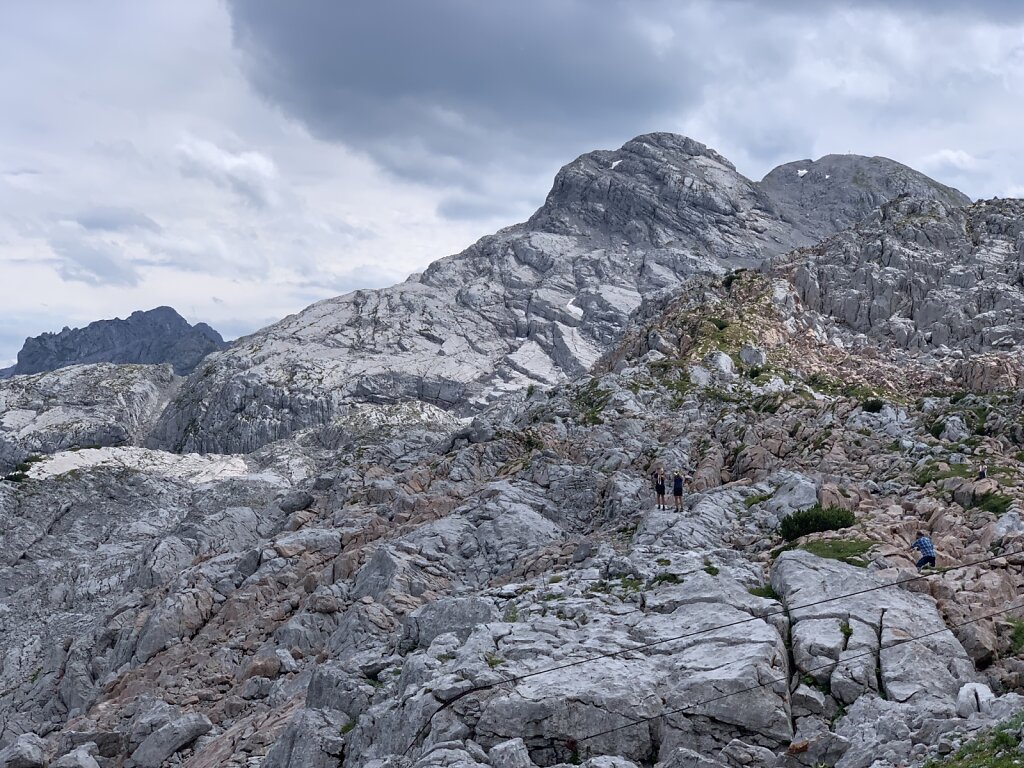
left=1, top=307, right=227, bottom=379
left=148, top=134, right=966, bottom=455
left=0, top=363, right=180, bottom=474
left=1, top=135, right=1023, bottom=768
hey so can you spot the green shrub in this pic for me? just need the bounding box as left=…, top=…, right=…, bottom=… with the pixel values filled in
left=976, top=493, right=1013, bottom=516
left=651, top=572, right=681, bottom=586
left=800, top=539, right=873, bottom=566
left=709, top=317, right=730, bottom=331
left=484, top=653, right=505, bottom=669
left=3, top=471, right=28, bottom=483
left=985, top=492, right=1016, bottom=515
left=861, top=398, right=885, bottom=413
left=748, top=584, right=780, bottom=600
left=779, top=505, right=856, bottom=542
left=1008, top=618, right=1024, bottom=655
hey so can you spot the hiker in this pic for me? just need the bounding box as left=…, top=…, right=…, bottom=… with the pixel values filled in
left=910, top=530, right=936, bottom=570
left=672, top=470, right=685, bottom=511
left=976, top=462, right=988, bottom=481
left=653, top=469, right=667, bottom=510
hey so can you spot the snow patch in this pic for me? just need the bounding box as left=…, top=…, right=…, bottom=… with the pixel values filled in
left=598, top=285, right=643, bottom=314
left=610, top=159, right=623, bottom=170
left=797, top=169, right=808, bottom=178
left=565, top=297, right=585, bottom=319
left=506, top=340, right=561, bottom=384
left=27, top=446, right=287, bottom=485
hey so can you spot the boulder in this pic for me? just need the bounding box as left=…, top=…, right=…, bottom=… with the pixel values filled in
left=400, top=597, right=498, bottom=652
left=129, top=713, right=212, bottom=768
left=52, top=745, right=101, bottom=768
left=955, top=683, right=995, bottom=718
left=488, top=738, right=536, bottom=768
left=0, top=734, right=46, bottom=768
left=739, top=345, right=767, bottom=367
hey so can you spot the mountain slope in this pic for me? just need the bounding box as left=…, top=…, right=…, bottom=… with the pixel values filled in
left=4, top=270, right=1022, bottom=768
left=150, top=134, right=966, bottom=454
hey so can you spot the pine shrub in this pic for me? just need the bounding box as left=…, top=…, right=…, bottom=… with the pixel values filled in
left=780, top=505, right=855, bottom=542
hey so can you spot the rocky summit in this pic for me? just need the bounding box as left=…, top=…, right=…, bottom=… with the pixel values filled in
left=1, top=133, right=1023, bottom=768
left=1, top=307, right=227, bottom=379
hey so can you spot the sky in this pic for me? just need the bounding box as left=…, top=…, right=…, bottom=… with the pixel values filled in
left=1, top=1, right=1023, bottom=364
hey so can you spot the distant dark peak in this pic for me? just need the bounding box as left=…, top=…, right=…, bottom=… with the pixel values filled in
left=2, top=307, right=228, bottom=378
left=758, top=153, right=971, bottom=242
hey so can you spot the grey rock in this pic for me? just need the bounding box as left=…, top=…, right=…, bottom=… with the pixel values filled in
left=151, top=134, right=959, bottom=454
left=278, top=490, right=315, bottom=514
left=262, top=709, right=347, bottom=768
left=129, top=713, right=212, bottom=768
left=955, top=683, right=995, bottom=718
left=786, top=197, right=1024, bottom=355
left=306, top=663, right=374, bottom=719
left=0, top=363, right=180, bottom=471
left=767, top=472, right=818, bottom=517
left=655, top=747, right=728, bottom=768
left=52, top=745, right=101, bottom=768
left=400, top=597, right=498, bottom=652
left=738, top=346, right=767, bottom=367
left=940, top=416, right=970, bottom=442
left=488, top=738, right=535, bottom=768
left=704, top=351, right=734, bottom=375
left=0, top=733, right=46, bottom=768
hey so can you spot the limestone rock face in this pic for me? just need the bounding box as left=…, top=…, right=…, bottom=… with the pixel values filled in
left=2, top=306, right=226, bottom=378
left=150, top=134, right=969, bottom=455
left=0, top=363, right=180, bottom=472
left=786, top=197, right=1024, bottom=353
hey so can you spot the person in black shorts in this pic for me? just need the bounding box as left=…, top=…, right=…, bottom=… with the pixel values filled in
left=653, top=469, right=667, bottom=510
left=672, top=470, right=685, bottom=511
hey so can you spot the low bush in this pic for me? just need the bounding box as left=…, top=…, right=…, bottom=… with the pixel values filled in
left=779, top=505, right=855, bottom=542
left=861, top=398, right=885, bottom=413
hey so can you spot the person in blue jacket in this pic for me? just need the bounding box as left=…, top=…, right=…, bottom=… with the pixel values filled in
left=910, top=531, right=936, bottom=570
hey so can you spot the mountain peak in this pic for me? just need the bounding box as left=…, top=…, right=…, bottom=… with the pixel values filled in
left=2, top=307, right=228, bottom=378
left=758, top=153, right=971, bottom=240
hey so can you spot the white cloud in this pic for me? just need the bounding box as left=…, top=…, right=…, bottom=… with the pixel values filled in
left=176, top=135, right=280, bottom=208
left=921, top=148, right=981, bottom=173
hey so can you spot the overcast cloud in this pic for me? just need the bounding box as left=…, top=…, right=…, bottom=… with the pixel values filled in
left=1, top=1, right=1023, bottom=363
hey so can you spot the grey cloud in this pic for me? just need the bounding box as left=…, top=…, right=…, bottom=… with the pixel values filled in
left=226, top=0, right=1024, bottom=205
left=227, top=0, right=709, bottom=187
left=75, top=206, right=162, bottom=233
left=50, top=237, right=141, bottom=287
left=436, top=194, right=531, bottom=222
